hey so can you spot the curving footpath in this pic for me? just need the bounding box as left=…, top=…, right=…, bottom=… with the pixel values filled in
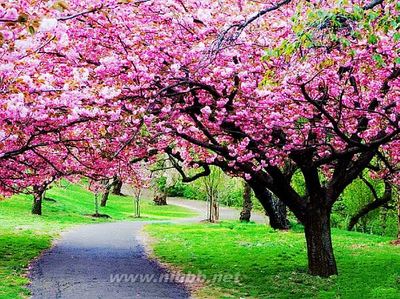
left=29, top=221, right=190, bottom=299
left=29, top=191, right=268, bottom=299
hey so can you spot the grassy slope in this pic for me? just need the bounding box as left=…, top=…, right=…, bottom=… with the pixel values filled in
left=0, top=183, right=197, bottom=298
left=146, top=222, right=400, bottom=299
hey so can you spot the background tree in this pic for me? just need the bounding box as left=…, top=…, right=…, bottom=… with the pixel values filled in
left=32, top=181, right=52, bottom=215
left=201, top=167, right=224, bottom=223
left=111, top=178, right=124, bottom=196
left=133, top=188, right=141, bottom=218
left=240, top=181, right=252, bottom=222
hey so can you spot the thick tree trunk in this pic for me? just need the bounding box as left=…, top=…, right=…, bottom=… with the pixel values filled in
left=32, top=195, right=42, bottom=215
left=240, top=182, right=252, bottom=222
left=112, top=178, right=123, bottom=195
left=304, top=208, right=338, bottom=277
left=32, top=186, right=45, bottom=215
left=249, top=181, right=289, bottom=229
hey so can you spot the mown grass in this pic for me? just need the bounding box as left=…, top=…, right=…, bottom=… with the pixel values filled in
left=0, top=182, right=197, bottom=298
left=146, top=221, right=400, bottom=299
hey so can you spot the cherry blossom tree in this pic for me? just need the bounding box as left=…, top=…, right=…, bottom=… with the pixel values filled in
left=1, top=0, right=399, bottom=277
left=72, top=0, right=397, bottom=276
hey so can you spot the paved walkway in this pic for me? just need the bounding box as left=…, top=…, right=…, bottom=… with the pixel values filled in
left=29, top=187, right=268, bottom=298
left=125, top=185, right=269, bottom=224
left=167, top=197, right=268, bottom=224
left=29, top=221, right=190, bottom=299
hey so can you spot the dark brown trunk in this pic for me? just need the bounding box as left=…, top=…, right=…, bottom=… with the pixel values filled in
left=304, top=208, right=338, bottom=277
left=112, top=178, right=123, bottom=195
left=100, top=189, right=110, bottom=207
left=32, top=186, right=45, bottom=215
left=153, top=191, right=167, bottom=205
left=240, top=182, right=252, bottom=222
left=248, top=181, right=289, bottom=229
left=272, top=197, right=289, bottom=228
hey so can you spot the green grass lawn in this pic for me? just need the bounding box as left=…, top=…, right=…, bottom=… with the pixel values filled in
left=0, top=183, right=197, bottom=298
left=146, top=222, right=400, bottom=299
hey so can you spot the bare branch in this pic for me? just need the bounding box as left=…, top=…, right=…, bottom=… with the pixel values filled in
left=363, top=0, right=384, bottom=10
left=210, top=0, right=292, bottom=55
left=57, top=6, right=103, bottom=21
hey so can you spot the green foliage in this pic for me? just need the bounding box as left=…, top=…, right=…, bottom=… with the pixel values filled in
left=264, top=1, right=400, bottom=73
left=333, top=176, right=397, bottom=236
left=166, top=174, right=265, bottom=211
left=290, top=170, right=398, bottom=237
left=155, top=176, right=167, bottom=192
left=291, top=170, right=307, bottom=197
left=147, top=221, right=400, bottom=299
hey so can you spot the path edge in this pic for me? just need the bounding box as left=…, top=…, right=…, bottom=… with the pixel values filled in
left=138, top=224, right=206, bottom=299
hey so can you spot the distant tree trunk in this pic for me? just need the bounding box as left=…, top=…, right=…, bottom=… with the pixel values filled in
left=32, top=185, right=46, bottom=215
left=94, top=192, right=100, bottom=216
left=248, top=180, right=289, bottom=229
left=348, top=180, right=392, bottom=231
left=112, top=178, right=123, bottom=195
left=153, top=177, right=168, bottom=205
left=240, top=182, right=252, bottom=222
left=133, top=189, right=142, bottom=218
left=100, top=179, right=113, bottom=207
left=153, top=191, right=167, bottom=205
left=202, top=167, right=222, bottom=223
left=208, top=194, right=219, bottom=223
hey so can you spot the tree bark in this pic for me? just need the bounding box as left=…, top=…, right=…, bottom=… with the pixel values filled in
left=248, top=181, right=289, bottom=229
left=32, top=185, right=45, bottom=215
left=208, top=194, right=219, bottom=223
left=240, top=182, right=252, bottom=222
left=101, top=188, right=110, bottom=207
left=153, top=191, right=167, bottom=205
left=304, top=207, right=338, bottom=277
left=112, top=178, right=123, bottom=195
